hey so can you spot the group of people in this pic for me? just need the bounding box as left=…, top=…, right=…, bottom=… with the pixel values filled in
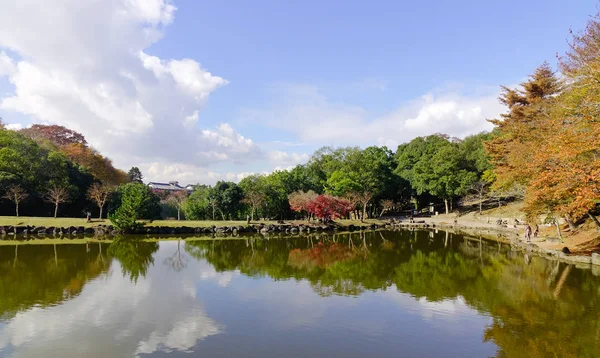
left=524, top=224, right=539, bottom=242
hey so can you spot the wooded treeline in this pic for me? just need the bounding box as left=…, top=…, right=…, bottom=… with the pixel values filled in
left=0, top=124, right=130, bottom=217
left=182, top=134, right=490, bottom=221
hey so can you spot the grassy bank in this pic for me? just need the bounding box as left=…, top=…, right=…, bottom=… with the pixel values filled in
left=0, top=216, right=387, bottom=229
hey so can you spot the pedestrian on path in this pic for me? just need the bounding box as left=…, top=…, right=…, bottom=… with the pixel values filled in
left=525, top=224, right=532, bottom=242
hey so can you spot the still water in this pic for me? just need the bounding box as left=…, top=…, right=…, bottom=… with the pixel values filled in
left=0, top=230, right=599, bottom=357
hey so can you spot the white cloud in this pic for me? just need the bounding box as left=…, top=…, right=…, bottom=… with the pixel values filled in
left=0, top=0, right=255, bottom=184
left=267, top=150, right=310, bottom=168
left=5, top=123, right=23, bottom=130
left=201, top=123, right=260, bottom=159
left=184, top=110, right=199, bottom=127
left=141, top=161, right=257, bottom=184
left=126, top=0, right=177, bottom=25
left=0, top=51, right=14, bottom=76
left=242, top=84, right=501, bottom=149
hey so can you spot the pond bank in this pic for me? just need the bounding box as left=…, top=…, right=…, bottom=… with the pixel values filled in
left=389, top=216, right=600, bottom=268
left=3, top=219, right=597, bottom=269
left=0, top=221, right=389, bottom=239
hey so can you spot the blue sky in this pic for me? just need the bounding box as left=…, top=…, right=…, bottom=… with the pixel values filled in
left=0, top=0, right=597, bottom=183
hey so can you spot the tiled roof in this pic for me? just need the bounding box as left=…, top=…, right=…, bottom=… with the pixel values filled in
left=148, top=181, right=192, bottom=191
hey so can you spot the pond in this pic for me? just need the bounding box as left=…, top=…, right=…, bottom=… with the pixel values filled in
left=0, top=230, right=599, bottom=357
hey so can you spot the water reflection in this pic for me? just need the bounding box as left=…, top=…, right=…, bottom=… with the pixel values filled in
left=0, top=241, right=222, bottom=357
left=107, top=238, right=159, bottom=283
left=0, top=230, right=599, bottom=357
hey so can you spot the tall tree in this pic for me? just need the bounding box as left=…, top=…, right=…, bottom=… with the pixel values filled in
left=486, top=63, right=562, bottom=191
left=87, top=183, right=113, bottom=219
left=325, top=146, right=396, bottom=220
left=3, top=185, right=28, bottom=217
left=239, top=174, right=268, bottom=221
left=45, top=185, right=70, bottom=218
left=166, top=191, right=187, bottom=221
left=127, top=167, right=143, bottom=183
left=521, top=16, right=600, bottom=229
left=209, top=181, right=243, bottom=220
left=396, top=135, right=477, bottom=214
left=109, top=183, right=159, bottom=231
left=183, top=185, right=211, bottom=220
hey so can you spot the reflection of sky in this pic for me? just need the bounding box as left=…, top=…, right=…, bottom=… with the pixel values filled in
left=0, top=241, right=223, bottom=357
left=0, top=241, right=497, bottom=357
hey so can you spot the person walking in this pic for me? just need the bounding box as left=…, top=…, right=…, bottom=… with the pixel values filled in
left=525, top=224, right=532, bottom=242
left=534, top=225, right=539, bottom=238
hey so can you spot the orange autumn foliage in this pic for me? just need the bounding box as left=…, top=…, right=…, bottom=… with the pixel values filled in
left=62, top=143, right=128, bottom=185
left=487, top=14, right=600, bottom=224
left=20, top=124, right=128, bottom=185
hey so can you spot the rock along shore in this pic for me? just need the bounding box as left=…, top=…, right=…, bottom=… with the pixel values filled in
left=0, top=221, right=392, bottom=239
left=4, top=219, right=598, bottom=269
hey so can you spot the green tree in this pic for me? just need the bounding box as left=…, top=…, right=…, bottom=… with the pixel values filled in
left=239, top=174, right=268, bottom=221
left=107, top=237, right=159, bottom=282
left=324, top=146, right=397, bottom=220
left=208, top=181, right=243, bottom=220
left=109, top=182, right=159, bottom=231
left=127, top=167, right=143, bottom=183
left=183, top=185, right=211, bottom=220
left=396, top=135, right=478, bottom=214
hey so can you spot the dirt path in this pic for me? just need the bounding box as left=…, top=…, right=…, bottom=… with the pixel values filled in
left=405, top=209, right=599, bottom=255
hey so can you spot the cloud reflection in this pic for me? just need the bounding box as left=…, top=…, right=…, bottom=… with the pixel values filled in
left=0, top=245, right=223, bottom=358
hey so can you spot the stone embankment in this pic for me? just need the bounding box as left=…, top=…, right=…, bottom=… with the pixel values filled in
left=390, top=216, right=600, bottom=268
left=0, top=222, right=388, bottom=239
left=511, top=239, right=600, bottom=268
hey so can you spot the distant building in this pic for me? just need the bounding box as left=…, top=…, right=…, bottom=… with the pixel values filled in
left=147, top=181, right=194, bottom=192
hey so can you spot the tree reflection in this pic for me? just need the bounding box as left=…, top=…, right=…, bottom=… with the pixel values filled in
left=3, top=230, right=600, bottom=356
left=185, top=231, right=600, bottom=355
left=0, top=243, right=111, bottom=319
left=107, top=237, right=159, bottom=283
left=164, top=239, right=188, bottom=272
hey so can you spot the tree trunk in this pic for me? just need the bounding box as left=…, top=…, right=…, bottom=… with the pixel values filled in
left=13, top=245, right=18, bottom=268
left=15, top=203, right=19, bottom=217
left=444, top=199, right=449, bottom=215
left=588, top=212, right=600, bottom=233
left=99, top=205, right=103, bottom=220
left=54, top=203, right=58, bottom=218
left=177, top=208, right=180, bottom=221
left=554, top=220, right=563, bottom=241
left=564, top=215, right=576, bottom=231
left=212, top=205, right=215, bottom=220
left=361, top=203, right=367, bottom=223
left=479, top=192, right=483, bottom=215
left=449, top=200, right=453, bottom=212
left=553, top=265, right=572, bottom=299
left=251, top=207, right=255, bottom=222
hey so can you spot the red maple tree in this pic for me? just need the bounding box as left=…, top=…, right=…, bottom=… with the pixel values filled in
left=306, top=194, right=353, bottom=221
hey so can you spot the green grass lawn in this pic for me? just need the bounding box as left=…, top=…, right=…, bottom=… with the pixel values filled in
left=0, top=216, right=387, bottom=228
